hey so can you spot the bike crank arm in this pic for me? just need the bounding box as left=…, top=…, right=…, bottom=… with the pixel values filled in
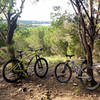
left=77, top=76, right=92, bottom=81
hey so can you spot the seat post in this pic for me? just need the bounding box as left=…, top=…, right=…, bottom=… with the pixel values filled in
left=17, top=50, right=23, bottom=58
left=19, top=53, right=22, bottom=58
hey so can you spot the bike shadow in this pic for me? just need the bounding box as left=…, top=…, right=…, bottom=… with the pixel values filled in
left=16, top=67, right=100, bottom=98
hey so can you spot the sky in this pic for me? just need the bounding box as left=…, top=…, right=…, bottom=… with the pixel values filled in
left=17, top=0, right=73, bottom=21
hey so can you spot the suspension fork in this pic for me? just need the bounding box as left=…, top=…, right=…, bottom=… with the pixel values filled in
left=63, top=61, right=70, bottom=72
left=36, top=55, right=40, bottom=60
left=36, top=55, right=43, bottom=68
left=65, top=60, right=70, bottom=67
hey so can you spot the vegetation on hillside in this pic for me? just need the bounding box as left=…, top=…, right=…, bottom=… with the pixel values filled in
left=0, top=10, right=100, bottom=63
left=0, top=1, right=100, bottom=64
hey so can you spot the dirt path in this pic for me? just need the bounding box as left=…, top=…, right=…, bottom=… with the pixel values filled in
left=0, top=67, right=100, bottom=100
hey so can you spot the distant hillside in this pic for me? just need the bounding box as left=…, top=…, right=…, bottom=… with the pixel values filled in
left=18, top=20, right=51, bottom=26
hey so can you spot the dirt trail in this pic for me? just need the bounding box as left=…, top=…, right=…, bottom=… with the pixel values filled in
left=0, top=67, right=100, bottom=100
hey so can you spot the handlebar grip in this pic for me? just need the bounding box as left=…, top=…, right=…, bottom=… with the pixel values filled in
left=27, top=46, right=34, bottom=51
left=40, top=48, right=43, bottom=51
left=65, top=54, right=75, bottom=58
left=27, top=46, right=43, bottom=52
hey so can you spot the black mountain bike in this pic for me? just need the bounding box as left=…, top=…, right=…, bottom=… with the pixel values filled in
left=54, top=55, right=100, bottom=90
left=3, top=47, right=48, bottom=83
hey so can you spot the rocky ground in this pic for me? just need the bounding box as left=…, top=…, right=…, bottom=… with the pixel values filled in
left=0, top=66, right=100, bottom=100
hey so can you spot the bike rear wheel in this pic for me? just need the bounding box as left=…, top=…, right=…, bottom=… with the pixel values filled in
left=55, top=62, right=72, bottom=83
left=3, top=59, right=23, bottom=83
left=34, top=58, right=48, bottom=78
left=80, top=63, right=100, bottom=90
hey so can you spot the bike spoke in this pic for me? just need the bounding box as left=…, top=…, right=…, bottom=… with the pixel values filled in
left=34, top=58, right=48, bottom=78
left=80, top=66, right=100, bottom=90
left=55, top=63, right=72, bottom=83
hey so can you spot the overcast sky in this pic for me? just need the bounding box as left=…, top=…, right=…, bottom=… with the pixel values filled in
left=17, top=0, right=73, bottom=21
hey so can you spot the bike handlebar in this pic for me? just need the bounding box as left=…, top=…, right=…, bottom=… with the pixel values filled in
left=65, top=54, right=75, bottom=58
left=27, top=46, right=43, bottom=52
left=27, top=46, right=33, bottom=51
left=17, top=46, right=43, bottom=56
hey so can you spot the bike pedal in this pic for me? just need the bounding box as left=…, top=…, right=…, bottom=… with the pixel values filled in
left=21, top=74, right=28, bottom=79
left=21, top=71, right=28, bottom=78
left=76, top=76, right=81, bottom=79
left=73, top=82, right=78, bottom=86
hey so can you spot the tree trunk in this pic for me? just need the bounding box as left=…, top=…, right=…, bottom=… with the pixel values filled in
left=7, top=29, right=16, bottom=59
left=6, top=12, right=17, bottom=59
left=70, top=0, right=99, bottom=87
left=7, top=43, right=15, bottom=59
left=86, top=44, right=97, bottom=85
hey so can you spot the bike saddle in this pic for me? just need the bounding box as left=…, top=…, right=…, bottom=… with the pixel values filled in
left=35, top=48, right=43, bottom=52
left=17, top=50, right=23, bottom=53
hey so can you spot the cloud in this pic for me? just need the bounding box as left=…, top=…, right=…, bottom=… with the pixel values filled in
left=19, top=0, right=73, bottom=21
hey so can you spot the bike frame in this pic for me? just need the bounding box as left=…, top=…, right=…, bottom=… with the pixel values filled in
left=65, top=57, right=94, bottom=79
left=66, top=58, right=83, bottom=75
left=14, top=50, right=40, bottom=74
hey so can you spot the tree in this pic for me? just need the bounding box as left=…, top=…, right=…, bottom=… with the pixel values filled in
left=70, top=0, right=100, bottom=85
left=0, top=0, right=25, bottom=58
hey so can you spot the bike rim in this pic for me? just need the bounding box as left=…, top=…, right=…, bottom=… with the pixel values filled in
left=35, top=59, right=47, bottom=76
left=4, top=62, right=20, bottom=81
left=81, top=67, right=100, bottom=90
left=56, top=63, right=71, bottom=83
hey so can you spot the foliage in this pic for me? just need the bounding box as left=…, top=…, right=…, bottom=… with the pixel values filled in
left=0, top=2, right=99, bottom=63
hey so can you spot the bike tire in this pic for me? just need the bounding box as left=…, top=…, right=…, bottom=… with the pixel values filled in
left=80, top=62, right=100, bottom=90
left=3, top=59, right=23, bottom=83
left=55, top=62, right=72, bottom=83
left=34, top=58, right=48, bottom=78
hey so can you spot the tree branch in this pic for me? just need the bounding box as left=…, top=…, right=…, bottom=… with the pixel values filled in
left=78, top=20, right=87, bottom=54
left=10, top=0, right=25, bottom=22
left=3, top=11, right=8, bottom=21
left=17, top=0, right=25, bottom=16
left=70, top=0, right=78, bottom=15
left=7, top=0, right=25, bottom=44
left=78, top=0, right=91, bottom=21
left=0, top=32, right=6, bottom=42
left=76, top=0, right=90, bottom=37
left=70, top=0, right=93, bottom=42
left=70, top=0, right=77, bottom=6
left=96, top=0, right=100, bottom=24
left=0, top=4, right=6, bottom=14
left=96, top=27, right=100, bottom=34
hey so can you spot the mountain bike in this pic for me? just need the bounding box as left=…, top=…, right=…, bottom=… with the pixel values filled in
left=3, top=47, right=48, bottom=83
left=54, top=55, right=100, bottom=90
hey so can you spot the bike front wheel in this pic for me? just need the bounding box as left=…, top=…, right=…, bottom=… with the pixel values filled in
left=34, top=58, right=48, bottom=78
left=3, top=59, right=23, bottom=83
left=80, top=65, right=100, bottom=90
left=55, top=62, right=72, bottom=83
